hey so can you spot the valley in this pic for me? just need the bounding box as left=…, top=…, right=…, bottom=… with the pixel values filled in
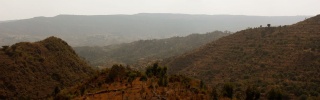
left=0, top=14, right=307, bottom=46
left=0, top=14, right=319, bottom=100
left=74, top=31, right=229, bottom=69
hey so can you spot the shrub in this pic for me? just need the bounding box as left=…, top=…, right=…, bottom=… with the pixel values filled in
left=128, top=72, right=137, bottom=87
left=145, top=63, right=167, bottom=79
left=299, top=94, right=308, bottom=100
left=53, top=87, right=60, bottom=96
left=267, top=88, right=283, bottom=100
left=139, top=74, right=147, bottom=82
left=181, top=76, right=191, bottom=88
left=109, top=64, right=126, bottom=82
left=2, top=46, right=9, bottom=50
left=158, top=75, right=168, bottom=87
left=222, top=83, right=234, bottom=99
left=80, top=87, right=86, bottom=96
left=145, top=66, right=153, bottom=77
left=200, top=80, right=206, bottom=90
left=245, top=86, right=260, bottom=100
left=210, top=87, right=219, bottom=100
left=169, top=75, right=180, bottom=82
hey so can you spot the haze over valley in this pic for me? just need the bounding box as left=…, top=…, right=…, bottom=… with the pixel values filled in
left=0, top=14, right=308, bottom=46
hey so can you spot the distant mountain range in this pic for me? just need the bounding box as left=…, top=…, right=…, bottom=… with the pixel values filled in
left=0, top=13, right=308, bottom=46
left=165, top=14, right=320, bottom=98
left=74, top=31, right=229, bottom=68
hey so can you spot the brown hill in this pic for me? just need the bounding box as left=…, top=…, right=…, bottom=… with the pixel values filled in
left=165, top=15, right=320, bottom=98
left=0, top=36, right=94, bottom=99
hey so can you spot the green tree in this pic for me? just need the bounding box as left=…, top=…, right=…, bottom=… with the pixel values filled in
left=53, top=86, right=60, bottom=96
left=267, top=88, right=283, bottom=100
left=152, top=63, right=159, bottom=76
left=159, top=66, right=167, bottom=77
left=109, top=64, right=126, bottom=82
left=222, top=83, right=234, bottom=99
left=2, top=46, right=9, bottom=50
left=139, top=74, right=148, bottom=82
left=200, top=80, right=206, bottom=90
left=299, top=94, right=308, bottom=100
left=245, top=86, right=260, bottom=100
left=145, top=66, right=153, bottom=77
left=128, top=72, right=137, bottom=87
left=145, top=63, right=168, bottom=78
left=80, top=87, right=86, bottom=96
left=211, top=87, right=219, bottom=100
left=158, top=75, right=168, bottom=87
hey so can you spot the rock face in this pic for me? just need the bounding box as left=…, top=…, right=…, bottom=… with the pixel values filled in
left=0, top=36, right=94, bottom=99
left=166, top=15, right=320, bottom=97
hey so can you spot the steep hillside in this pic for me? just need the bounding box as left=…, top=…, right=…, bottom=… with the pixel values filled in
left=0, top=36, right=94, bottom=99
left=166, top=15, right=320, bottom=98
left=0, top=13, right=307, bottom=46
left=74, top=31, right=229, bottom=68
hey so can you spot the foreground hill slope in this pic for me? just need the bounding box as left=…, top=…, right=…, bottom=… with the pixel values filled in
left=0, top=37, right=94, bottom=99
left=56, top=64, right=212, bottom=100
left=166, top=15, right=320, bottom=97
left=74, top=31, right=229, bottom=67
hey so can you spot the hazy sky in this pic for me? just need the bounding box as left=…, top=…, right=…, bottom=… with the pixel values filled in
left=1, top=0, right=319, bottom=21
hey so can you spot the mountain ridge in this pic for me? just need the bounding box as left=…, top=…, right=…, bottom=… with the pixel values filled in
left=165, top=14, right=320, bottom=98
left=0, top=36, right=94, bottom=99
left=0, top=13, right=308, bottom=46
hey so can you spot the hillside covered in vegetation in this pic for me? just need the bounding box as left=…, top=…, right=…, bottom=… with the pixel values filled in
left=74, top=31, right=229, bottom=68
left=56, top=63, right=266, bottom=100
left=165, top=15, right=320, bottom=99
left=56, top=63, right=212, bottom=99
left=0, top=37, right=94, bottom=99
left=0, top=14, right=318, bottom=100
